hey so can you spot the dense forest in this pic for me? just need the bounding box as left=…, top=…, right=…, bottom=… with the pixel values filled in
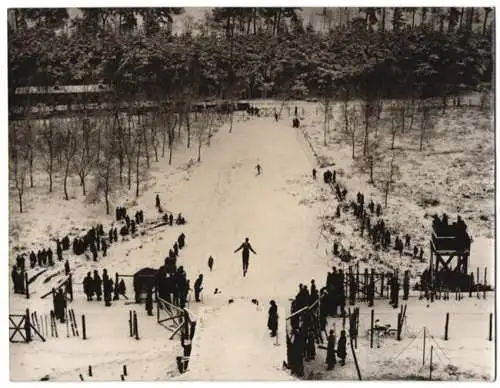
left=8, top=7, right=494, bottom=109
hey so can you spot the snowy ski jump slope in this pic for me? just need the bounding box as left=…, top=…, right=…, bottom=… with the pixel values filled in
left=9, top=104, right=495, bottom=380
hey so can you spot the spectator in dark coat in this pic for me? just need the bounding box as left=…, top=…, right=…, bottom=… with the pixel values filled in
left=337, top=330, right=347, bottom=366
left=326, top=330, right=337, bottom=370
left=83, top=272, right=94, bottom=301
left=194, top=274, right=203, bottom=302
left=93, top=270, right=102, bottom=301
left=267, top=300, right=278, bottom=337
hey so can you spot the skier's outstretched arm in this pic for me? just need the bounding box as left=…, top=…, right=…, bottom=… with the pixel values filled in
left=234, top=244, right=243, bottom=253
left=249, top=244, right=256, bottom=254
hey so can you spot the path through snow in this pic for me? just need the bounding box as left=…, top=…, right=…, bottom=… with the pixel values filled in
left=166, top=117, right=331, bottom=379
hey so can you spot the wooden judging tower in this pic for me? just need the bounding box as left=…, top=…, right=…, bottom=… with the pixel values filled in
left=429, top=214, right=472, bottom=290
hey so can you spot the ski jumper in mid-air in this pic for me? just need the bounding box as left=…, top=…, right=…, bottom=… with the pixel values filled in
left=234, top=238, right=257, bottom=277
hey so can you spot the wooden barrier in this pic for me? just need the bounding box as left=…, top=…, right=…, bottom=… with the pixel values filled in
left=9, top=309, right=45, bottom=343
left=82, top=314, right=87, bottom=340
left=489, top=313, right=493, bottom=341
left=444, top=312, right=450, bottom=340
left=157, top=296, right=185, bottom=339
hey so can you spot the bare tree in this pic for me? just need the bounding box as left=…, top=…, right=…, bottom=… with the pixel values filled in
left=383, top=153, right=400, bottom=208
left=362, top=98, right=376, bottom=156
left=96, top=122, right=117, bottom=215
left=25, top=121, right=35, bottom=188
left=345, top=107, right=359, bottom=159
left=419, top=104, right=436, bottom=151
left=151, top=111, right=160, bottom=162
left=62, top=122, right=78, bottom=201
left=167, top=111, right=179, bottom=165
left=389, top=103, right=403, bottom=150
left=195, top=109, right=210, bottom=162
left=140, top=111, right=151, bottom=169
left=322, top=97, right=332, bottom=146
left=135, top=128, right=142, bottom=198
left=9, top=122, right=28, bottom=213
left=357, top=135, right=384, bottom=184
left=40, top=118, right=57, bottom=193
left=74, top=117, right=96, bottom=196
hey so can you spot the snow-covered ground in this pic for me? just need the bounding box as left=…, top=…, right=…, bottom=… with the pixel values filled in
left=9, top=101, right=495, bottom=381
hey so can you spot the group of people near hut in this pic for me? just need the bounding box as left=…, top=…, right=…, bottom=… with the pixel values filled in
left=152, top=233, right=191, bottom=308
left=82, top=269, right=126, bottom=306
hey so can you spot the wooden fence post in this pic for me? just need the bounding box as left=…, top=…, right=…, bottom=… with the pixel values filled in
left=123, top=365, right=128, bottom=377
left=133, top=311, right=139, bottom=340
left=396, top=312, right=402, bottom=341
left=25, top=308, right=32, bottom=342
left=68, top=273, right=73, bottom=302
left=422, top=327, right=426, bottom=366
left=444, top=312, right=449, bottom=340
left=489, top=313, right=493, bottom=341
left=25, top=272, right=30, bottom=299
left=476, top=268, right=480, bottom=298
left=469, top=272, right=473, bottom=297
left=429, top=346, right=433, bottom=380
left=82, top=315, right=87, bottom=340
left=88, top=365, right=92, bottom=377
left=129, top=310, right=133, bottom=337
left=484, top=267, right=487, bottom=299
left=370, top=309, right=374, bottom=349
left=114, top=273, right=119, bottom=300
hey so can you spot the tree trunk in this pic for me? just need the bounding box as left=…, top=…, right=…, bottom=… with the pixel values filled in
left=135, top=145, right=140, bottom=198
left=29, top=150, right=34, bottom=188
left=197, top=135, right=202, bottom=162
left=229, top=108, right=234, bottom=133
left=18, top=190, right=23, bottom=213
left=142, top=123, right=150, bottom=169
left=384, top=181, right=389, bottom=208
left=459, top=7, right=464, bottom=31
left=80, top=175, right=86, bottom=196
left=169, top=140, right=173, bottom=165
left=48, top=158, right=53, bottom=193
left=323, top=100, right=329, bottom=146
left=369, top=160, right=374, bottom=183
left=162, top=126, right=167, bottom=157
left=351, top=134, right=355, bottom=159
left=96, top=125, right=101, bottom=165
left=483, top=10, right=490, bottom=35
left=381, top=8, right=386, bottom=31
left=186, top=113, right=191, bottom=148
left=412, top=9, right=416, bottom=30
left=63, top=161, right=70, bottom=200
left=104, top=176, right=110, bottom=215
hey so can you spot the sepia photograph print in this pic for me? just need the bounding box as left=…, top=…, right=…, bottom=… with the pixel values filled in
left=7, top=6, right=495, bottom=381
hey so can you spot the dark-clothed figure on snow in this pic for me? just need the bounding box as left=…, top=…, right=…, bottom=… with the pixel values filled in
left=326, top=330, right=337, bottom=370
left=267, top=300, right=278, bottom=337
left=194, top=274, right=203, bottom=302
left=93, top=270, right=102, bottom=301
left=83, top=272, right=94, bottom=301
left=234, top=237, right=257, bottom=277
left=208, top=256, right=214, bottom=271
left=337, top=330, right=347, bottom=366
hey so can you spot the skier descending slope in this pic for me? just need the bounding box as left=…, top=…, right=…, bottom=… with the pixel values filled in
left=234, top=237, right=257, bottom=277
